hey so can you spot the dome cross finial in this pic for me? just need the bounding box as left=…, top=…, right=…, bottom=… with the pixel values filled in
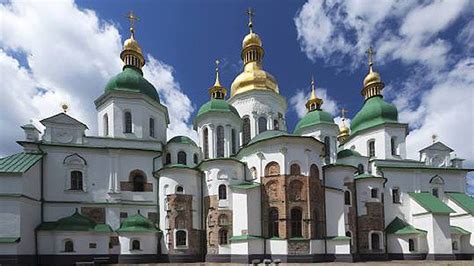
left=126, top=11, right=139, bottom=38
left=214, top=59, right=221, bottom=87
left=366, top=46, right=376, bottom=71
left=305, top=75, right=323, bottom=112
left=246, top=7, right=255, bottom=33
left=209, top=59, right=227, bottom=99
left=340, top=108, right=348, bottom=120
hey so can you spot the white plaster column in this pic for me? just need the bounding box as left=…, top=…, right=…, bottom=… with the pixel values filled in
left=257, top=152, right=265, bottom=181
left=209, top=124, right=215, bottom=159
left=280, top=147, right=287, bottom=175
left=267, top=112, right=274, bottom=130
left=225, top=124, right=232, bottom=157
left=252, top=111, right=258, bottom=138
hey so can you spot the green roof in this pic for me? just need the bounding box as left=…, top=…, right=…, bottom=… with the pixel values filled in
left=0, top=237, right=20, bottom=243
left=451, top=226, right=471, bottom=235
left=354, top=173, right=383, bottom=180
left=248, top=130, right=294, bottom=145
left=337, top=149, right=362, bottom=159
left=229, top=235, right=263, bottom=242
left=230, top=182, right=260, bottom=189
left=194, top=99, right=240, bottom=127
left=294, top=109, right=335, bottom=134
left=386, top=217, right=427, bottom=235
left=350, top=96, right=398, bottom=135
left=37, top=210, right=112, bottom=232
left=104, top=66, right=160, bottom=102
left=0, top=152, right=43, bottom=174
left=168, top=135, right=197, bottom=146
left=447, top=192, right=474, bottom=214
left=117, top=213, right=160, bottom=233
left=408, top=192, right=454, bottom=214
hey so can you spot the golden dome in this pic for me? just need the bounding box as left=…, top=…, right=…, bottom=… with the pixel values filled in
left=123, top=35, right=142, bottom=54
left=363, top=67, right=381, bottom=87
left=339, top=124, right=349, bottom=134
left=242, top=32, right=262, bottom=48
left=231, top=68, right=278, bottom=97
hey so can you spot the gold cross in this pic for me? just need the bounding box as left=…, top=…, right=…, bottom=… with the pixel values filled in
left=215, top=59, right=220, bottom=72
left=126, top=11, right=139, bottom=34
left=366, top=46, right=375, bottom=66
left=246, top=7, right=255, bottom=32
left=340, top=108, right=348, bottom=119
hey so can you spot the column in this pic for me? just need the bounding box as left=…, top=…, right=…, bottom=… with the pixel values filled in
left=252, top=111, right=258, bottom=138
left=267, top=112, right=274, bottom=130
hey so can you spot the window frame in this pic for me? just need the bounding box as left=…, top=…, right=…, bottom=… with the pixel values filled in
left=149, top=117, right=155, bottom=138
left=218, top=184, right=227, bottom=200
left=124, top=111, right=133, bottom=133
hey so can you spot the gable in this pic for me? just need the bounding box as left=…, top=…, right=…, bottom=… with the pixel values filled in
left=40, top=113, right=88, bottom=129
left=419, top=141, right=453, bottom=153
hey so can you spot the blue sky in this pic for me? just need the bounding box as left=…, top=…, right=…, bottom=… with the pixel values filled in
left=0, top=0, right=473, bottom=193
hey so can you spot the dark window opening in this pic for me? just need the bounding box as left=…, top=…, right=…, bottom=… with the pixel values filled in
left=371, top=188, right=378, bottom=199
left=258, top=117, right=267, bottom=134
left=409, top=239, right=415, bottom=251
left=216, top=125, right=224, bottom=157
left=371, top=233, right=380, bottom=250
left=268, top=208, right=279, bottom=237
left=132, top=173, right=145, bottom=192
left=290, top=163, right=301, bottom=175
left=149, top=118, right=155, bottom=137
left=344, top=191, right=351, bottom=205
left=124, top=111, right=132, bottom=133
left=203, top=128, right=209, bottom=159
left=176, top=230, right=187, bottom=246
left=131, top=239, right=140, bottom=250
left=177, top=151, right=187, bottom=165
left=193, top=153, right=198, bottom=164
left=218, top=184, right=227, bottom=200
left=290, top=208, right=303, bottom=238
left=392, top=188, right=400, bottom=203
left=64, top=240, right=74, bottom=252
left=243, top=117, right=251, bottom=145
left=219, top=229, right=228, bottom=245
left=70, top=171, right=83, bottom=191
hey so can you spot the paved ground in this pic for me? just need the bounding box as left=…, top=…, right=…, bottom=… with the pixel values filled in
left=116, top=262, right=473, bottom=266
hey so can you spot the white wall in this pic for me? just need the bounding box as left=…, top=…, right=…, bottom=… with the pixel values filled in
left=38, top=232, right=111, bottom=255
left=119, top=233, right=158, bottom=254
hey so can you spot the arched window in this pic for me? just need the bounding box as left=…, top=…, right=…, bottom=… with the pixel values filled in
left=216, top=126, right=224, bottom=157
left=290, top=163, right=301, bottom=175
left=368, top=140, right=375, bottom=157
left=103, top=114, right=109, bottom=136
left=218, top=184, right=227, bottom=200
left=175, top=215, right=186, bottom=229
left=371, top=232, right=380, bottom=250
left=258, top=117, right=267, bottom=133
left=392, top=187, right=400, bottom=203
left=203, top=128, right=209, bottom=159
left=131, top=239, right=140, bottom=250
left=273, top=119, right=279, bottom=130
left=176, top=230, right=187, bottom=247
left=250, top=167, right=257, bottom=179
left=452, top=240, right=459, bottom=250
left=432, top=188, right=439, bottom=198
left=324, top=136, right=331, bottom=163
left=290, top=208, right=303, bottom=238
left=310, top=164, right=319, bottom=179
left=265, top=161, right=280, bottom=176
left=289, top=180, right=303, bottom=201
left=64, top=240, right=74, bottom=252
left=132, top=172, right=145, bottom=192
left=219, top=229, right=229, bottom=245
left=124, top=111, right=132, bottom=133
left=268, top=208, right=279, bottom=237
left=218, top=214, right=229, bottom=226
left=193, top=153, right=198, bottom=164
left=243, top=117, right=251, bottom=145
left=371, top=188, right=378, bottom=199
left=344, top=190, right=351, bottom=205
left=176, top=185, right=184, bottom=194
left=357, top=164, right=364, bottom=174
left=70, top=171, right=83, bottom=191
left=231, top=129, right=237, bottom=155
left=409, top=239, right=415, bottom=251
left=165, top=153, right=171, bottom=165
left=177, top=151, right=187, bottom=165
left=149, top=118, right=155, bottom=137
left=391, top=137, right=397, bottom=155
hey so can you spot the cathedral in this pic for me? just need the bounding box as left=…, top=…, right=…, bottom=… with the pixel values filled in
left=0, top=11, right=472, bottom=265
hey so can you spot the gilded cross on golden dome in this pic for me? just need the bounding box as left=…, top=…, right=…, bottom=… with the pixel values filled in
left=246, top=7, right=255, bottom=33
left=214, top=59, right=221, bottom=87
left=126, top=11, right=139, bottom=37
left=366, top=46, right=376, bottom=67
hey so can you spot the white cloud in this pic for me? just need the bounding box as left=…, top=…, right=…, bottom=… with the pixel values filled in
left=289, top=87, right=339, bottom=119
left=0, top=0, right=195, bottom=156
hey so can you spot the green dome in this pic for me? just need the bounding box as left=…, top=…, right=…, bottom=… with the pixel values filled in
left=337, top=149, right=362, bottom=159
left=294, top=110, right=335, bottom=134
left=248, top=130, right=294, bottom=145
left=117, top=213, right=159, bottom=233
left=54, top=210, right=99, bottom=231
left=350, top=96, right=398, bottom=135
left=104, top=66, right=160, bottom=102
left=168, top=135, right=197, bottom=146
left=194, top=99, right=240, bottom=126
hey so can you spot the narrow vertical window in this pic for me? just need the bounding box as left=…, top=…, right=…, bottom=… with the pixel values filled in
left=165, top=153, right=171, bottom=165
left=368, top=140, right=375, bottom=157
left=193, top=153, right=198, bottom=164
left=103, top=114, right=109, bottom=136
left=176, top=230, right=187, bottom=247
left=203, top=128, right=209, bottom=159
left=231, top=129, right=236, bottom=155
left=124, top=111, right=132, bottom=133
left=132, top=173, right=145, bottom=192
left=216, top=126, right=224, bottom=157
left=177, top=151, right=187, bottom=165
left=218, top=229, right=228, bottom=245
left=371, top=233, right=380, bottom=250
left=324, top=136, right=331, bottom=163
left=149, top=118, right=155, bottom=137
left=391, top=137, right=397, bottom=155
left=409, top=239, right=415, bottom=251
left=258, top=117, right=267, bottom=134
left=268, top=208, right=279, bottom=237
left=218, top=184, right=227, bottom=200
left=371, top=188, right=378, bottom=199
left=70, top=171, right=83, bottom=191
left=64, top=240, right=74, bottom=252
left=344, top=191, right=351, bottom=205
left=273, top=119, right=279, bottom=130
left=392, top=188, right=400, bottom=203
left=290, top=208, right=303, bottom=238
left=131, top=240, right=140, bottom=250
left=357, top=164, right=364, bottom=174
left=432, top=188, right=439, bottom=198
left=243, top=117, right=251, bottom=145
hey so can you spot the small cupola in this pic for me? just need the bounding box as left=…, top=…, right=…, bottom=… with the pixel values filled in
left=337, top=108, right=350, bottom=143
left=361, top=47, right=385, bottom=100
left=120, top=11, right=145, bottom=71
left=305, top=76, right=323, bottom=112
left=208, top=60, right=227, bottom=100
